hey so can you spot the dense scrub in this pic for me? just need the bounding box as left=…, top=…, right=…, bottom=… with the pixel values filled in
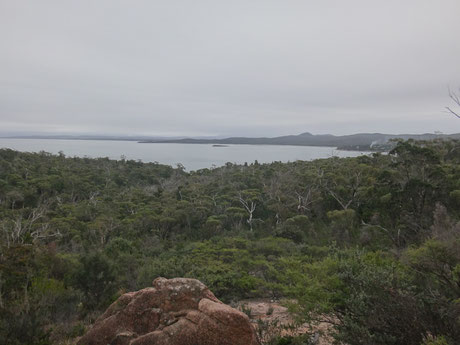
left=0, top=139, right=459, bottom=345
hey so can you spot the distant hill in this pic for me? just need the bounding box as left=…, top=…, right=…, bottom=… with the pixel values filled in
left=4, top=132, right=459, bottom=151
left=140, top=132, right=460, bottom=151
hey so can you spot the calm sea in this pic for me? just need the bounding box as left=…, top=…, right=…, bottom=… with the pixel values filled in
left=0, top=138, right=368, bottom=171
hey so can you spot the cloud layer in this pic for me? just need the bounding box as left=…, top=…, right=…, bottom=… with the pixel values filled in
left=1, top=0, right=460, bottom=136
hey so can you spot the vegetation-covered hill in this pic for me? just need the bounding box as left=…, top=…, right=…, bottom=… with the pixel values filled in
left=1, top=139, right=459, bottom=345
left=141, top=132, right=460, bottom=151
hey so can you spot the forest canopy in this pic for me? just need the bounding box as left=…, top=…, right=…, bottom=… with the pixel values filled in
left=0, top=139, right=459, bottom=345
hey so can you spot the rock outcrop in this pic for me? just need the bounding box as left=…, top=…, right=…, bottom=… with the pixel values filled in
left=77, top=277, right=259, bottom=345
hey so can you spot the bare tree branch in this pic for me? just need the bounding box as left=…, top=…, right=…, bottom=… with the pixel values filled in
left=446, top=86, right=460, bottom=118
left=238, top=192, right=257, bottom=231
left=449, top=86, right=460, bottom=105
left=445, top=107, right=460, bottom=119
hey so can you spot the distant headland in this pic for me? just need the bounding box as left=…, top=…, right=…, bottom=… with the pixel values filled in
left=139, top=132, right=460, bottom=151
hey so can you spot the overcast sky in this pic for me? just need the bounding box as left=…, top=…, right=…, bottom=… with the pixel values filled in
left=1, top=0, right=460, bottom=137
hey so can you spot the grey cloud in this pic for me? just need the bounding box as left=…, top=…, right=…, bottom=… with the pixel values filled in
left=1, top=0, right=460, bottom=137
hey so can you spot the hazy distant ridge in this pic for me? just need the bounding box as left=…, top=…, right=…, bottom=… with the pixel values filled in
left=140, top=132, right=460, bottom=150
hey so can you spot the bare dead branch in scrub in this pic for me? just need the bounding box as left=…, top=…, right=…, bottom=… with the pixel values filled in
left=361, top=220, right=402, bottom=248
left=0, top=199, right=61, bottom=248
left=238, top=192, right=257, bottom=231
left=295, top=185, right=318, bottom=213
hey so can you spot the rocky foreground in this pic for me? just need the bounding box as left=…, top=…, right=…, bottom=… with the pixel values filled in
left=77, top=277, right=259, bottom=345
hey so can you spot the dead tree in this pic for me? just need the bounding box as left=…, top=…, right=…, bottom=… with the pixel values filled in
left=1, top=201, right=61, bottom=248
left=295, top=185, right=318, bottom=213
left=238, top=193, right=257, bottom=232
left=321, top=170, right=362, bottom=210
